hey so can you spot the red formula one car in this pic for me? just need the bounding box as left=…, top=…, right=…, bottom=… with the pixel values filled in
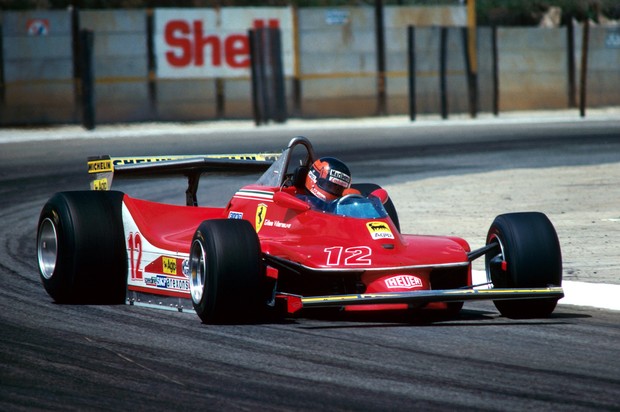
left=37, top=136, right=563, bottom=323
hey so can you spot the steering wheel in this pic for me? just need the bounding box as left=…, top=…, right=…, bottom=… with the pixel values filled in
left=336, top=193, right=365, bottom=202
left=330, top=193, right=366, bottom=208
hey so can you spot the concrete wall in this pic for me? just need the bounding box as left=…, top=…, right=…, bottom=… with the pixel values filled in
left=1, top=10, right=75, bottom=124
left=80, top=10, right=150, bottom=123
left=385, top=26, right=472, bottom=116
left=497, top=27, right=568, bottom=110
left=577, top=26, right=620, bottom=107
left=298, top=7, right=377, bottom=117
left=1, top=7, right=618, bottom=126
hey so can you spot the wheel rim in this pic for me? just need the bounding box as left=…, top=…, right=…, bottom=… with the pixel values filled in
left=38, top=218, right=58, bottom=280
left=485, top=235, right=507, bottom=286
left=189, top=239, right=206, bottom=304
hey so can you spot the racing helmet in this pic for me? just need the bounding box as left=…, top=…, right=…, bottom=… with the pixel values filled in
left=305, top=157, right=352, bottom=201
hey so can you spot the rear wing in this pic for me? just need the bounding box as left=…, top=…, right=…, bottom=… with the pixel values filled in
left=87, top=153, right=280, bottom=206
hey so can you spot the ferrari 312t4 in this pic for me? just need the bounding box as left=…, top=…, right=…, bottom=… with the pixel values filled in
left=36, top=136, right=564, bottom=323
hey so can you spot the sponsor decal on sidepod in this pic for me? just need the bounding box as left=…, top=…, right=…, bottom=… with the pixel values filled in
left=385, top=275, right=423, bottom=289
left=366, top=221, right=394, bottom=240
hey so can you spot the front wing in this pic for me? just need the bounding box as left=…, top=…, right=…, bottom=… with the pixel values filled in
left=281, top=287, right=564, bottom=312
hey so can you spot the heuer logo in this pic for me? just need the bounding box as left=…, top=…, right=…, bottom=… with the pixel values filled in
left=366, top=221, right=394, bottom=240
left=255, top=203, right=267, bottom=232
left=385, top=275, right=423, bottom=289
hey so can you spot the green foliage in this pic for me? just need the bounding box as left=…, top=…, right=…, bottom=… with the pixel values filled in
left=477, top=0, right=620, bottom=26
left=2, top=0, right=619, bottom=26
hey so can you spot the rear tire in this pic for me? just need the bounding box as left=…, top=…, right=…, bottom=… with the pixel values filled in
left=37, top=191, right=127, bottom=304
left=485, top=212, right=562, bottom=318
left=189, top=219, right=264, bottom=324
left=352, top=183, right=400, bottom=232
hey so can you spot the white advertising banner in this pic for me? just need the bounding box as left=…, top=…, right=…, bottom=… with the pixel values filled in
left=154, top=7, right=294, bottom=79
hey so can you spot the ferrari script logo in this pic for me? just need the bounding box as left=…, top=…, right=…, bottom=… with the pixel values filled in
left=255, top=203, right=267, bottom=232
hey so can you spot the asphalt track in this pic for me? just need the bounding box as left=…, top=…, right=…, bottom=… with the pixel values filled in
left=1, top=111, right=619, bottom=411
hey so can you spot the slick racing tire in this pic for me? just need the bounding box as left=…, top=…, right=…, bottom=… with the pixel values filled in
left=189, top=219, right=263, bottom=324
left=37, top=191, right=127, bottom=304
left=352, top=183, right=400, bottom=232
left=485, top=212, right=562, bottom=318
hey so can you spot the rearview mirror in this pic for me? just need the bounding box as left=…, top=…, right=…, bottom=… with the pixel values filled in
left=370, top=188, right=389, bottom=204
left=273, top=191, right=310, bottom=212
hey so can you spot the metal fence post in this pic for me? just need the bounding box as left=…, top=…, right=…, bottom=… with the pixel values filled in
left=249, top=27, right=287, bottom=125
left=375, top=0, right=387, bottom=116
left=491, top=25, right=499, bottom=116
left=579, top=19, right=589, bottom=118
left=71, top=7, right=81, bottom=121
left=146, top=9, right=158, bottom=120
left=249, top=29, right=266, bottom=125
left=461, top=27, right=478, bottom=118
left=567, top=16, right=577, bottom=108
left=269, top=27, right=287, bottom=123
left=0, top=21, right=5, bottom=109
left=439, top=27, right=448, bottom=120
left=79, top=29, right=95, bottom=130
left=407, top=25, right=416, bottom=121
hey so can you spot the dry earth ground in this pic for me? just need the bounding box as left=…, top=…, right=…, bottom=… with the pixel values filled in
left=387, top=162, right=620, bottom=284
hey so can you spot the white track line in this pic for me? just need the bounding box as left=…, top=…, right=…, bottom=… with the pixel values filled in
left=472, top=270, right=620, bottom=311
left=1, top=109, right=619, bottom=145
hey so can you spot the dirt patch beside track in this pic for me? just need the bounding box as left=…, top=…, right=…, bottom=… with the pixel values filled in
left=387, top=162, right=620, bottom=284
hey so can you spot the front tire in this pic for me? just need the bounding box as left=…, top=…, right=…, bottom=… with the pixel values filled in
left=37, top=191, right=127, bottom=304
left=189, top=219, right=264, bottom=324
left=485, top=212, right=562, bottom=318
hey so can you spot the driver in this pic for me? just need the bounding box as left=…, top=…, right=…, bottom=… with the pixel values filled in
left=304, top=157, right=356, bottom=202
